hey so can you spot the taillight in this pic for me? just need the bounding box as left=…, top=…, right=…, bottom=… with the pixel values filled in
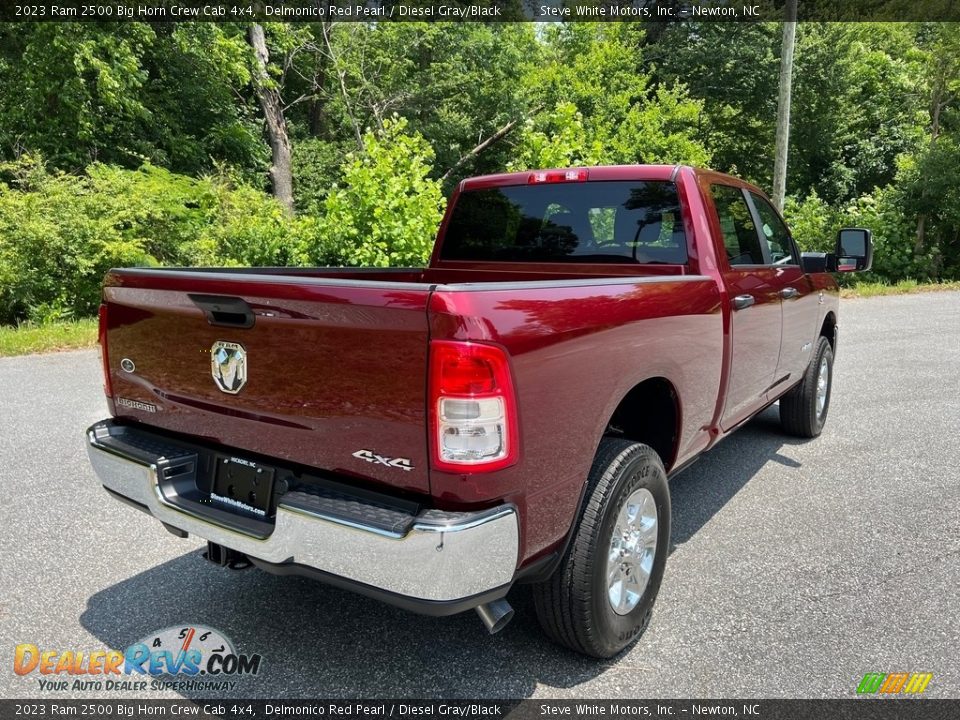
left=98, top=303, right=112, bottom=398
left=429, top=341, right=519, bottom=473
left=528, top=169, right=588, bottom=184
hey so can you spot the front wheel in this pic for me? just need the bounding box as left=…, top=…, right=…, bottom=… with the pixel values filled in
left=532, top=438, right=671, bottom=658
left=780, top=335, right=834, bottom=438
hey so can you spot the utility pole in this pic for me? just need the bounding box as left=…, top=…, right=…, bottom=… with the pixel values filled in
left=772, top=0, right=797, bottom=211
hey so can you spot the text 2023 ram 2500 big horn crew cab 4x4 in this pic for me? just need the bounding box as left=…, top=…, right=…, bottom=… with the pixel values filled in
left=86, top=165, right=872, bottom=657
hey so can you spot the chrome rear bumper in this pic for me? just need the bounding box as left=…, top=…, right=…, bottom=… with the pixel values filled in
left=86, top=421, right=519, bottom=610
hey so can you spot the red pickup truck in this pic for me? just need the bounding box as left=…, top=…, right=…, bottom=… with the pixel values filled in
left=86, top=165, right=872, bottom=658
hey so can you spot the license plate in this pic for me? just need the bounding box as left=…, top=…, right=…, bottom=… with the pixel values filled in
left=211, top=457, right=275, bottom=517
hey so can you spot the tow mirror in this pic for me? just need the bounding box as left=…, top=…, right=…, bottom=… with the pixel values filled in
left=834, top=228, right=873, bottom=272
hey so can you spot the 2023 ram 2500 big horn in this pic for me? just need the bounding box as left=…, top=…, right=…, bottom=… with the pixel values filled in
left=86, top=165, right=872, bottom=658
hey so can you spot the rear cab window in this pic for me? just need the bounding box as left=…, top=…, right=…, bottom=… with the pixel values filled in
left=440, top=181, right=688, bottom=265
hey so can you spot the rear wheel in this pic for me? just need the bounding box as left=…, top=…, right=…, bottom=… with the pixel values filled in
left=532, top=438, right=671, bottom=658
left=780, top=335, right=834, bottom=438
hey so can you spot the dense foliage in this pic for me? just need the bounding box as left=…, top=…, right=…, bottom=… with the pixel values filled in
left=0, top=157, right=295, bottom=323
left=298, top=118, right=447, bottom=267
left=0, top=21, right=958, bottom=324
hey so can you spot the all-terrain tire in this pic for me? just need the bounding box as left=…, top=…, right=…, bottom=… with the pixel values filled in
left=532, top=438, right=671, bottom=658
left=780, top=335, right=834, bottom=438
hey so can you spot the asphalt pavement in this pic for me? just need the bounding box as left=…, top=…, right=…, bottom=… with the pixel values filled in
left=1, top=291, right=958, bottom=699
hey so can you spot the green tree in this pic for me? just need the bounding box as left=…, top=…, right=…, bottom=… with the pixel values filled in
left=298, top=22, right=537, bottom=185
left=649, top=22, right=923, bottom=202
left=510, top=24, right=710, bottom=170
left=299, top=118, right=445, bottom=267
left=0, top=23, right=156, bottom=169
left=648, top=22, right=779, bottom=184
left=903, top=23, right=960, bottom=273
left=143, top=24, right=266, bottom=179
left=0, top=23, right=267, bottom=179
left=788, top=23, right=923, bottom=203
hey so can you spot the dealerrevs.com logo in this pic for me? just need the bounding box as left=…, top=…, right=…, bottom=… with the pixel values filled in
left=856, top=672, right=933, bottom=695
left=14, top=625, right=262, bottom=693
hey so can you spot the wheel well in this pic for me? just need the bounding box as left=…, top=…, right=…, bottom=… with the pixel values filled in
left=604, top=378, right=680, bottom=470
left=821, top=312, right=837, bottom=349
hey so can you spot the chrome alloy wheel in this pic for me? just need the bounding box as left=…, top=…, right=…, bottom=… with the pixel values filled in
left=816, top=356, right=830, bottom=418
left=606, top=487, right=658, bottom=615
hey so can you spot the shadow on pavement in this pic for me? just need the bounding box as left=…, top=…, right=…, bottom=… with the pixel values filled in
left=80, top=406, right=807, bottom=699
left=669, top=405, right=810, bottom=546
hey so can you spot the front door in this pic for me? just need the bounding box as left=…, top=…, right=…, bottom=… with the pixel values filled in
left=709, top=184, right=784, bottom=430
left=746, top=191, right=820, bottom=389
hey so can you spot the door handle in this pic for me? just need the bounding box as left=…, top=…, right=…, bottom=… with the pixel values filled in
left=781, top=287, right=799, bottom=299
left=733, top=294, right=755, bottom=310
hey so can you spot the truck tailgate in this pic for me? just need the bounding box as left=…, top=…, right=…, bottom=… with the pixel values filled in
left=101, top=269, right=432, bottom=494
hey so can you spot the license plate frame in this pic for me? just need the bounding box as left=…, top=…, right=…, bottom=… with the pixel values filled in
left=211, top=456, right=275, bottom=517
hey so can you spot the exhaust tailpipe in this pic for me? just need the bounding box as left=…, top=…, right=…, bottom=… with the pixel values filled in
left=475, top=599, right=514, bottom=634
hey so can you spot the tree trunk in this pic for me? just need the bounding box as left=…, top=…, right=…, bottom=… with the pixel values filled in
left=915, top=97, right=943, bottom=253
left=247, top=23, right=295, bottom=214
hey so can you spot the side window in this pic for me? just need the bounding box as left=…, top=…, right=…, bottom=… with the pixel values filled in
left=749, top=193, right=797, bottom=265
left=710, top=185, right=763, bottom=265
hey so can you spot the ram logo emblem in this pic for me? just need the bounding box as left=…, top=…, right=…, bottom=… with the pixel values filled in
left=211, top=341, right=247, bottom=394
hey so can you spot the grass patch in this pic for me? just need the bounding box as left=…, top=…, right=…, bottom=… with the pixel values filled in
left=841, top=279, right=960, bottom=299
left=0, top=318, right=98, bottom=357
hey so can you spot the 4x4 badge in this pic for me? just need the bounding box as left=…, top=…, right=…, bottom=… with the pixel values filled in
left=352, top=449, right=414, bottom=472
left=211, top=341, right=247, bottom=394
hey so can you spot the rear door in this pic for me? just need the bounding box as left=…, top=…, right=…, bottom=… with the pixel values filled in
left=708, top=184, right=784, bottom=430
left=102, top=270, right=433, bottom=494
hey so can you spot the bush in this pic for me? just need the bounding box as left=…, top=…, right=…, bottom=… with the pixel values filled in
left=787, top=184, right=934, bottom=284
left=0, top=132, right=449, bottom=326
left=0, top=156, right=297, bottom=324
left=82, top=162, right=216, bottom=264
left=188, top=182, right=300, bottom=267
left=0, top=126, right=452, bottom=325
left=784, top=191, right=842, bottom=255
left=292, top=138, right=349, bottom=215
left=0, top=157, right=151, bottom=323
left=297, top=118, right=446, bottom=267
left=841, top=186, right=921, bottom=283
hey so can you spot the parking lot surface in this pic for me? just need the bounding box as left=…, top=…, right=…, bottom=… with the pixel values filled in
left=2, top=291, right=958, bottom=699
